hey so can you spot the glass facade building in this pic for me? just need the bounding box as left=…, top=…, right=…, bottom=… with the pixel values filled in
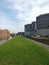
left=36, top=13, right=49, bottom=30
left=25, top=22, right=36, bottom=36
left=25, top=24, right=32, bottom=32
left=36, top=13, right=49, bottom=36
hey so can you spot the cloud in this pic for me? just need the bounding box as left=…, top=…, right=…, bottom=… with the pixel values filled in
left=0, top=0, right=49, bottom=33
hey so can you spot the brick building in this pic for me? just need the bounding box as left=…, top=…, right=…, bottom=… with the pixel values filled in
left=0, top=29, right=10, bottom=40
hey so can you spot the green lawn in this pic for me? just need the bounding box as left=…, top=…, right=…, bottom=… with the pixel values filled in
left=0, top=36, right=49, bottom=65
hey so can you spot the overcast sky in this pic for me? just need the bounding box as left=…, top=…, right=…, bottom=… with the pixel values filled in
left=0, top=0, right=49, bottom=33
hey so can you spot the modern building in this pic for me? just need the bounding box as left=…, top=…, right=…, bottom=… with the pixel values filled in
left=16, top=32, right=25, bottom=36
left=25, top=24, right=32, bottom=36
left=25, top=22, right=36, bottom=36
left=36, top=13, right=49, bottom=36
left=31, top=22, right=36, bottom=35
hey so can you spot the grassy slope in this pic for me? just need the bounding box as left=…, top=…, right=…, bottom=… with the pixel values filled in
left=0, top=36, right=49, bottom=65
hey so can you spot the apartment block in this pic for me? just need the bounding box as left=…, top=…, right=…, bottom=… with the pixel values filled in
left=36, top=13, right=49, bottom=36
left=25, top=22, right=36, bottom=36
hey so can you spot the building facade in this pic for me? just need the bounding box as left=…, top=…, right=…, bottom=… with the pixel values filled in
left=0, top=29, right=10, bottom=40
left=31, top=22, right=36, bottom=35
left=25, top=22, right=36, bottom=36
left=25, top=24, right=32, bottom=36
left=36, top=13, right=49, bottom=36
left=16, top=32, right=25, bottom=36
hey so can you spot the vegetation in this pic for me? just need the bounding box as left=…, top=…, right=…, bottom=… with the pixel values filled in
left=10, top=33, right=15, bottom=38
left=0, top=36, right=49, bottom=65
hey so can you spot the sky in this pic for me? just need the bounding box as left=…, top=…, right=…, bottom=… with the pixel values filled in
left=0, top=0, right=49, bottom=33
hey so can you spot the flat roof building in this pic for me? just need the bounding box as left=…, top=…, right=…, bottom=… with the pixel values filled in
left=36, top=13, right=49, bottom=36
left=25, top=22, right=36, bottom=36
left=25, top=24, right=32, bottom=36
left=17, top=32, right=25, bottom=36
left=25, top=24, right=32, bottom=32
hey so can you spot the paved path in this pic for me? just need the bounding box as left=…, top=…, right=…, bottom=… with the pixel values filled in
left=0, top=37, right=12, bottom=45
left=29, top=39, right=49, bottom=51
left=0, top=40, right=7, bottom=45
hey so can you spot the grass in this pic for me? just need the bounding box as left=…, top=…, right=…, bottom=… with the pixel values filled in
left=0, top=36, right=49, bottom=65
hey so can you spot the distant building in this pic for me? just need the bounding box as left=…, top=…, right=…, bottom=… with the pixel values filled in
left=0, top=29, right=10, bottom=40
left=17, top=32, right=25, bottom=36
left=25, top=24, right=32, bottom=36
left=25, top=22, right=36, bottom=36
left=36, top=13, right=49, bottom=36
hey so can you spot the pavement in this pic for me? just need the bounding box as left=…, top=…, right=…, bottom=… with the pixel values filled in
left=0, top=40, right=7, bottom=45
left=0, top=36, right=12, bottom=45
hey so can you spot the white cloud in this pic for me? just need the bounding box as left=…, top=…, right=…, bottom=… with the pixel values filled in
left=36, top=0, right=49, bottom=4
left=0, top=0, right=49, bottom=33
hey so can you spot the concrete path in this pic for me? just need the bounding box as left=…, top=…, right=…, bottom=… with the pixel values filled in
left=0, top=37, right=12, bottom=45
left=29, top=39, right=49, bottom=51
left=0, top=40, right=7, bottom=45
